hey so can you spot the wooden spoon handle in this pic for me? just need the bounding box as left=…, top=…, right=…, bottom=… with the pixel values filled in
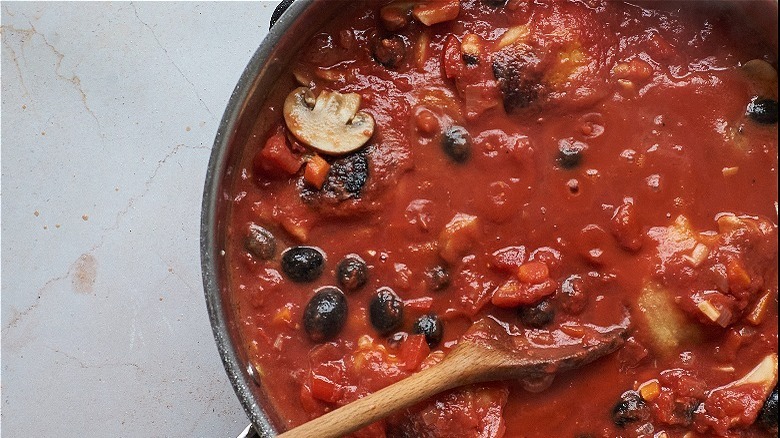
left=277, top=351, right=473, bottom=438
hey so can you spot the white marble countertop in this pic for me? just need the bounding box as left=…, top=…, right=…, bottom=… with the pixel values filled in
left=1, top=2, right=281, bottom=436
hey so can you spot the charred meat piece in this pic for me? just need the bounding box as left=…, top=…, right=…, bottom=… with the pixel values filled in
left=299, top=149, right=369, bottom=203
left=492, top=47, right=543, bottom=113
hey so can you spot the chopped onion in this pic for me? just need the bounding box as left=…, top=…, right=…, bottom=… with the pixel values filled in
left=697, top=300, right=721, bottom=323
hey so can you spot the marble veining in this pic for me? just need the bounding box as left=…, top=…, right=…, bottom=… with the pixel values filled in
left=1, top=2, right=281, bottom=436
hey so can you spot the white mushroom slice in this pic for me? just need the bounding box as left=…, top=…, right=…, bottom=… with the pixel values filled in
left=742, top=59, right=778, bottom=84
left=283, top=87, right=375, bottom=156
left=732, top=353, right=778, bottom=388
left=698, top=354, right=778, bottom=429
left=741, top=59, right=778, bottom=97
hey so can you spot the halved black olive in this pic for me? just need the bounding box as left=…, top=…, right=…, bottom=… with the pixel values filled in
left=303, top=287, right=348, bottom=342
left=747, top=97, right=778, bottom=124
left=425, top=265, right=451, bottom=291
left=281, top=246, right=325, bottom=283
left=518, top=300, right=555, bottom=328
left=412, top=314, right=443, bottom=348
left=369, top=287, right=404, bottom=335
left=336, top=255, right=369, bottom=292
left=612, top=391, right=650, bottom=428
left=758, top=385, right=778, bottom=430
left=245, top=223, right=276, bottom=260
left=442, top=126, right=471, bottom=163
left=557, top=138, right=587, bottom=169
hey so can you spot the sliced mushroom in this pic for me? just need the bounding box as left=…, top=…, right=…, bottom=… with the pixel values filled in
left=741, top=59, right=778, bottom=98
left=696, top=354, right=778, bottom=430
left=732, top=354, right=778, bottom=388
left=283, top=87, right=375, bottom=156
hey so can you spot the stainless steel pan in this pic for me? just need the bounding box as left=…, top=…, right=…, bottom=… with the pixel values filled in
left=201, top=1, right=778, bottom=436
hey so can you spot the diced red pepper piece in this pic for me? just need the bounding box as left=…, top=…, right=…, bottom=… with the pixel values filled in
left=726, top=259, right=751, bottom=291
left=516, top=261, right=549, bottom=284
left=400, top=334, right=431, bottom=371
left=304, top=155, right=331, bottom=189
left=492, top=278, right=557, bottom=308
left=492, top=279, right=526, bottom=308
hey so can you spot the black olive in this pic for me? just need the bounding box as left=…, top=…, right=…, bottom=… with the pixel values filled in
left=412, top=314, right=443, bottom=348
left=245, top=223, right=276, bottom=260
left=747, top=97, right=778, bottom=124
left=425, top=265, right=450, bottom=291
left=369, top=287, right=404, bottom=335
left=612, top=391, right=650, bottom=428
left=303, top=287, right=348, bottom=342
left=373, top=35, right=406, bottom=69
left=281, top=246, right=325, bottom=283
left=442, top=126, right=471, bottom=163
left=518, top=300, right=555, bottom=328
left=557, top=138, right=587, bottom=169
left=758, top=385, right=778, bottom=430
left=336, top=255, right=369, bottom=292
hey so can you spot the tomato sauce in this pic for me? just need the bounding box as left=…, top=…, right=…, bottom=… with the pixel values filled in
left=225, top=1, right=778, bottom=437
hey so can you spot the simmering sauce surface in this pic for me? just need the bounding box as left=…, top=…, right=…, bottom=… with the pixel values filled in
left=226, top=1, right=778, bottom=436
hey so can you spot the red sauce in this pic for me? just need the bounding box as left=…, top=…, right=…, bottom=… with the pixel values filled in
left=226, top=1, right=778, bottom=436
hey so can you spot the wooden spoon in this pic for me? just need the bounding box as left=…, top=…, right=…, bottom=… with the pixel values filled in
left=278, top=315, right=629, bottom=438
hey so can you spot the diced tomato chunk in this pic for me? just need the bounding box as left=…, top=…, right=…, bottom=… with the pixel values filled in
left=694, top=383, right=767, bottom=435
left=400, top=334, right=431, bottom=371
left=254, top=132, right=303, bottom=177
left=490, top=246, right=527, bottom=272
left=310, top=374, right=343, bottom=403
left=299, top=384, right=321, bottom=413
